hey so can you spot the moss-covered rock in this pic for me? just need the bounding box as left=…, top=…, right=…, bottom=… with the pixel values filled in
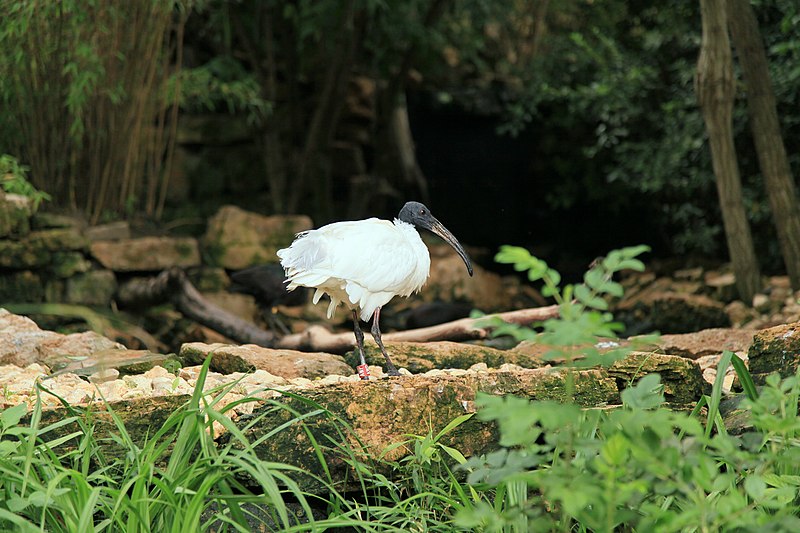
left=0, top=238, right=52, bottom=268
left=238, top=368, right=617, bottom=492
left=180, top=342, right=353, bottom=378
left=201, top=205, right=312, bottom=269
left=608, top=351, right=708, bottom=404
left=64, top=270, right=117, bottom=306
left=0, top=271, right=44, bottom=302
left=90, top=236, right=201, bottom=271
left=344, top=340, right=545, bottom=373
left=748, top=322, right=800, bottom=383
left=48, top=251, right=92, bottom=278
left=0, top=192, right=32, bottom=238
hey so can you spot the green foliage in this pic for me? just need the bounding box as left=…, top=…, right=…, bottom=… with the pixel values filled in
left=455, top=368, right=800, bottom=532
left=0, top=155, right=51, bottom=210
left=491, top=244, right=652, bottom=368
left=0, top=356, right=368, bottom=531
left=171, top=56, right=271, bottom=124
left=429, top=1, right=800, bottom=259
left=0, top=1, right=187, bottom=222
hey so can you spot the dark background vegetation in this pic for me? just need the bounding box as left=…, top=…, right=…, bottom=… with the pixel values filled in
left=1, top=0, right=799, bottom=278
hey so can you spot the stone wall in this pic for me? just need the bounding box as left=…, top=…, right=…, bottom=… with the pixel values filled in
left=0, top=191, right=310, bottom=313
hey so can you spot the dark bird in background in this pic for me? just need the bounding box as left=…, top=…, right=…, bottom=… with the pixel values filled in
left=228, top=263, right=307, bottom=334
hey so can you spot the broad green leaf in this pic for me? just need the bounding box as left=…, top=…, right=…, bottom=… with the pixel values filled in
left=621, top=374, right=664, bottom=409
left=744, top=475, right=767, bottom=501
left=574, top=284, right=608, bottom=310
left=0, top=403, right=27, bottom=429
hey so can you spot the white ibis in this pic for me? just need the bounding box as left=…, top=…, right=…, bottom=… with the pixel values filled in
left=277, top=201, right=473, bottom=377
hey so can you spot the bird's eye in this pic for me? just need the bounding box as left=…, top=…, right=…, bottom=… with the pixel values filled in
left=419, top=209, right=425, bottom=215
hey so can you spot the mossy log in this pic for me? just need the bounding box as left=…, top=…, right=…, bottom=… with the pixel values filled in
left=276, top=306, right=560, bottom=353
left=116, top=267, right=275, bottom=347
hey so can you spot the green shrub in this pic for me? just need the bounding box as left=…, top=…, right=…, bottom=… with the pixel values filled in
left=0, top=154, right=51, bottom=210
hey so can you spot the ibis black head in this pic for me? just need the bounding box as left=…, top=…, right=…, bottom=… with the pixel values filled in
left=399, top=201, right=473, bottom=276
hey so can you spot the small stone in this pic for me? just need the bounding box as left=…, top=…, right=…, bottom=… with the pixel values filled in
left=96, top=380, right=129, bottom=402
left=238, top=401, right=259, bottom=415
left=144, top=366, right=172, bottom=379
left=469, top=362, right=488, bottom=372
left=317, top=375, right=348, bottom=386
left=179, top=366, right=202, bottom=381
left=244, top=369, right=288, bottom=386
left=725, top=300, right=756, bottom=327
left=123, top=375, right=152, bottom=390
left=722, top=373, right=735, bottom=393
left=89, top=368, right=120, bottom=384
left=289, top=377, right=313, bottom=387
left=499, top=363, right=524, bottom=372
left=122, top=389, right=147, bottom=400
left=398, top=368, right=413, bottom=376
left=674, top=267, right=703, bottom=281
left=752, top=293, right=770, bottom=312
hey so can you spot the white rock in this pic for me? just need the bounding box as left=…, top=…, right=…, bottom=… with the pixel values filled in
left=123, top=375, right=152, bottom=390
left=289, top=377, right=313, bottom=387
left=469, top=362, right=488, bottom=372
left=89, top=368, right=120, bottom=384
left=179, top=366, right=203, bottom=381
left=144, top=366, right=172, bottom=379
left=121, top=389, right=147, bottom=400
left=96, top=380, right=129, bottom=402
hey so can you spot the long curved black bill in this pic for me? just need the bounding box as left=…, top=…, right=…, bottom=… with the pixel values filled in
left=427, top=219, right=474, bottom=276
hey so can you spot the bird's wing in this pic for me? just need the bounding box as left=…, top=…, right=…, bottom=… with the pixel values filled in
left=279, top=219, right=422, bottom=293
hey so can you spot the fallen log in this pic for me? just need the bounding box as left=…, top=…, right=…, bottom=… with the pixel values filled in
left=276, top=305, right=560, bottom=353
left=116, top=267, right=275, bottom=347
left=117, top=268, right=557, bottom=353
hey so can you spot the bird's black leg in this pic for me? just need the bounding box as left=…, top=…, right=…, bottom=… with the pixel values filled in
left=371, top=307, right=400, bottom=376
left=352, top=310, right=370, bottom=380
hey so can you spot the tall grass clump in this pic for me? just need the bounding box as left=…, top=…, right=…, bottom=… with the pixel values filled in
left=0, top=356, right=384, bottom=531
left=0, top=1, right=188, bottom=222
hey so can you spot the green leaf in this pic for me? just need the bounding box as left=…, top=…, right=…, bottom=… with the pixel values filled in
left=574, top=284, right=608, bottom=310
left=744, top=475, right=767, bottom=501
left=730, top=353, right=758, bottom=401
left=439, top=444, right=468, bottom=465
left=495, top=245, right=532, bottom=265
left=600, top=432, right=630, bottom=466
left=0, top=403, right=27, bottom=429
left=6, top=497, right=29, bottom=513
left=621, top=374, right=664, bottom=409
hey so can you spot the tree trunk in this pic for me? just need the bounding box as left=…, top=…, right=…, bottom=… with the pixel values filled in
left=728, top=0, right=800, bottom=290
left=696, top=0, right=761, bottom=302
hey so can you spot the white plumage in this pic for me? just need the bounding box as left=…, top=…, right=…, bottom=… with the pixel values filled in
left=278, top=201, right=473, bottom=377
left=278, top=218, right=430, bottom=321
